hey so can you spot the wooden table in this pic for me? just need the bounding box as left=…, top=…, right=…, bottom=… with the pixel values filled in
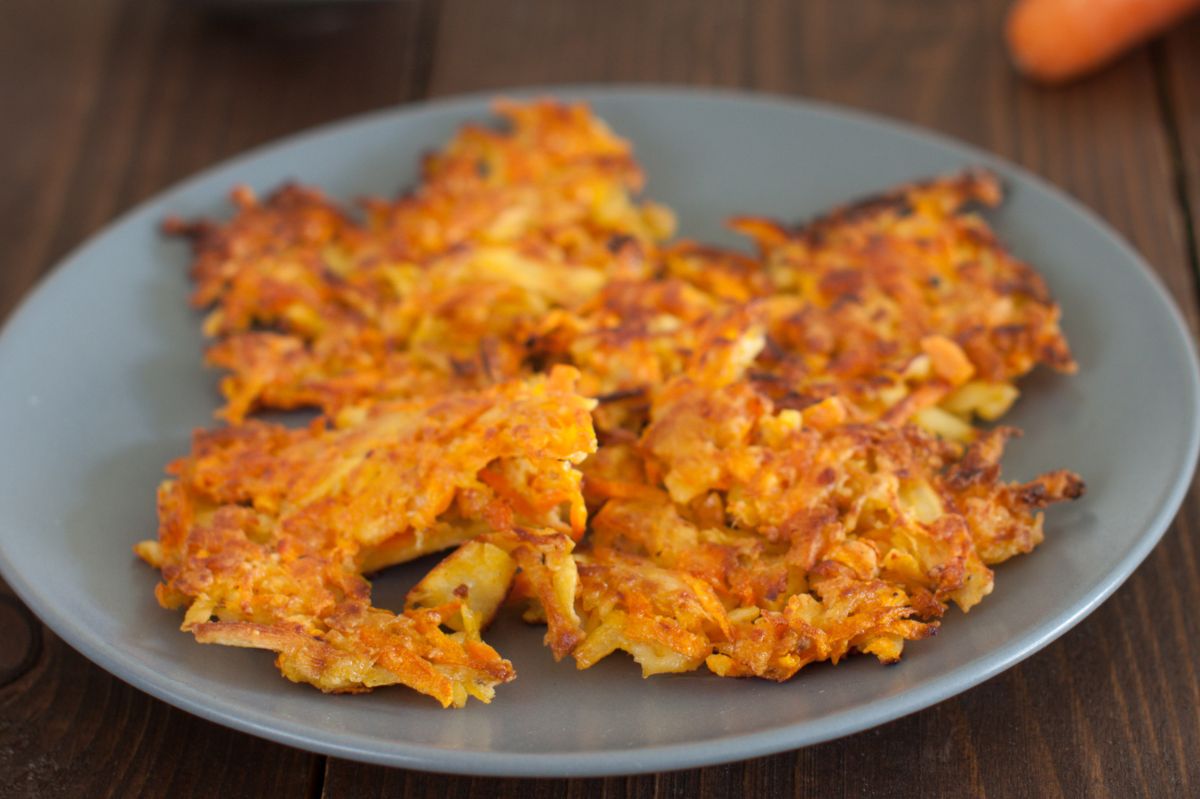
left=2, top=1, right=1199, bottom=796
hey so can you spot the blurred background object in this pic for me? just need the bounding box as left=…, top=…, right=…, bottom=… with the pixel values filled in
left=1006, top=0, right=1200, bottom=83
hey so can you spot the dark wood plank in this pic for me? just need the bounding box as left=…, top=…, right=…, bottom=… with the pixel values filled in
left=0, top=636, right=316, bottom=799
left=0, top=0, right=119, bottom=320
left=0, top=593, right=39, bottom=692
left=1162, top=15, right=1200, bottom=291
left=428, top=0, right=751, bottom=91
left=0, top=1, right=431, bottom=797
left=323, top=1, right=1200, bottom=796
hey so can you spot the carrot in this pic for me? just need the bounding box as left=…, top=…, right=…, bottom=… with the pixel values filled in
left=1005, top=0, right=1200, bottom=83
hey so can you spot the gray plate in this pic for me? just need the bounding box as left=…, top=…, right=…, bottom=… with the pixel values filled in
left=0, top=87, right=1197, bottom=778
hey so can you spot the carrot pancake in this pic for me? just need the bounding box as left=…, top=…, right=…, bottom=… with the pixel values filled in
left=140, top=99, right=1083, bottom=704
left=135, top=368, right=594, bottom=704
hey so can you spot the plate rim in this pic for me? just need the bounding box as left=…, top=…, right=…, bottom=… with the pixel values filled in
left=1, top=84, right=1197, bottom=777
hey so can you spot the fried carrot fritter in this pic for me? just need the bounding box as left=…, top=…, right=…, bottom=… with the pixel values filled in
left=168, top=101, right=674, bottom=422
left=136, top=368, right=595, bottom=702
left=736, top=171, right=1075, bottom=431
left=140, top=99, right=1084, bottom=704
left=561, top=332, right=1082, bottom=678
left=529, top=171, right=1075, bottom=439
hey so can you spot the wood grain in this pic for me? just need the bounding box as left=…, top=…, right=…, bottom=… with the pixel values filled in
left=0, top=595, right=39, bottom=692
left=0, top=1, right=430, bottom=797
left=0, top=0, right=119, bottom=320
left=324, top=1, right=1200, bottom=795
left=1162, top=15, right=1200, bottom=297
left=0, top=640, right=316, bottom=799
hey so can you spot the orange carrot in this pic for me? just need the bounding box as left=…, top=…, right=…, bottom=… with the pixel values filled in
left=1005, top=0, right=1200, bottom=83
